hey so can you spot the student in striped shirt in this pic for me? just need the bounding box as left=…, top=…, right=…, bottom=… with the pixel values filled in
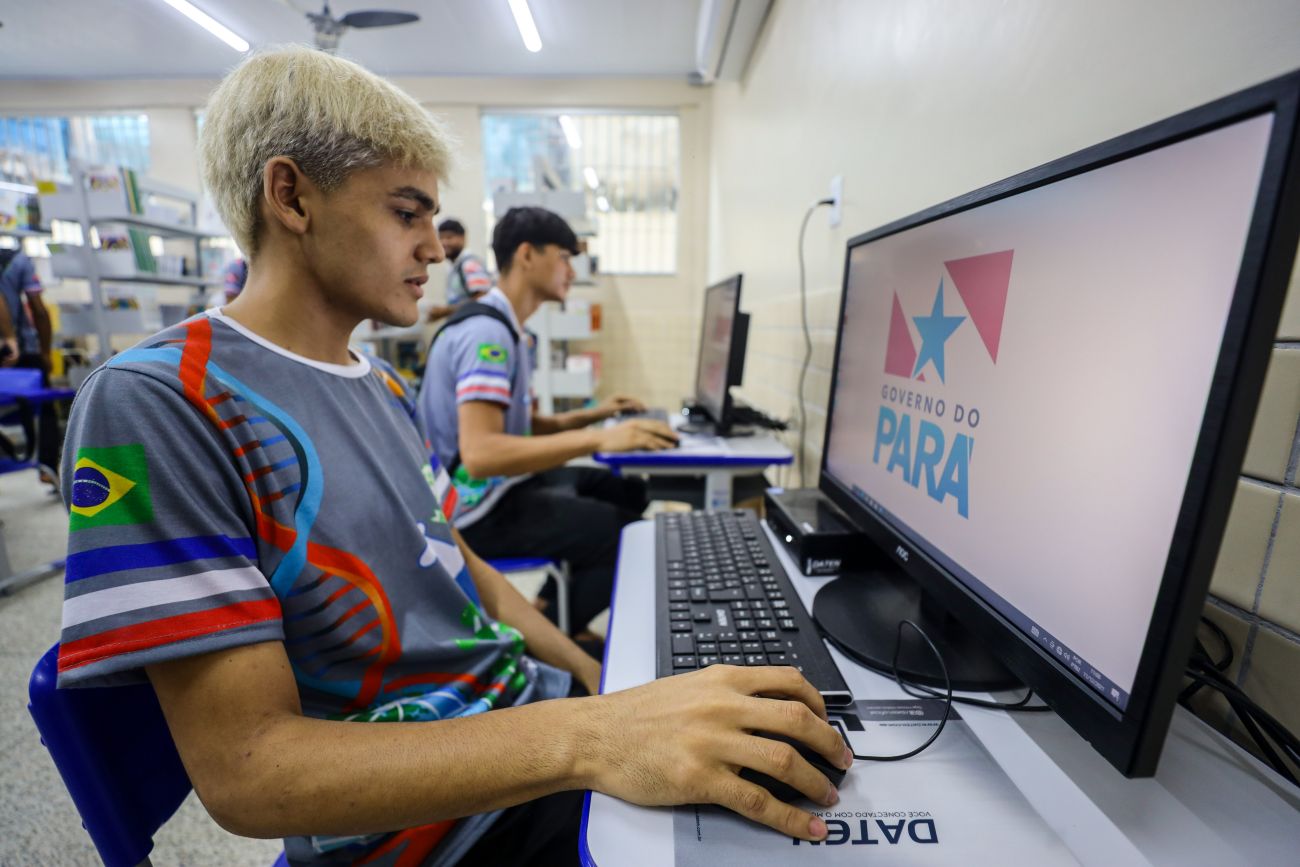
left=56, top=46, right=847, bottom=867
left=417, top=206, right=680, bottom=637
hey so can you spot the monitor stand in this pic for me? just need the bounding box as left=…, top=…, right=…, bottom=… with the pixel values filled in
left=813, top=567, right=1021, bottom=691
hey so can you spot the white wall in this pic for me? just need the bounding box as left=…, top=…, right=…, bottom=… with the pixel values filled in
left=706, top=0, right=1300, bottom=765
left=0, top=75, right=709, bottom=411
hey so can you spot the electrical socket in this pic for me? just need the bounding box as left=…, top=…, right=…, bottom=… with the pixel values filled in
left=829, top=175, right=843, bottom=227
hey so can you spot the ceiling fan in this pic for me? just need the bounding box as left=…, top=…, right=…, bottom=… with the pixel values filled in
left=283, top=1, right=420, bottom=53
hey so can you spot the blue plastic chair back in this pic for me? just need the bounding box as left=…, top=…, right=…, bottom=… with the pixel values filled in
left=27, top=643, right=193, bottom=867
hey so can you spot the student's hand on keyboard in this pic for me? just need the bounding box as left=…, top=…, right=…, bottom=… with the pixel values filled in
left=577, top=665, right=852, bottom=842
left=598, top=418, right=679, bottom=452
left=600, top=393, right=647, bottom=418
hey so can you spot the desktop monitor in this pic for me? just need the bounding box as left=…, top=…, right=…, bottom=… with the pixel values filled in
left=691, top=274, right=749, bottom=431
left=812, top=70, right=1300, bottom=777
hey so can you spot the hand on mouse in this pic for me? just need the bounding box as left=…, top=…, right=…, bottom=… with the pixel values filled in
left=599, top=418, right=678, bottom=452
left=574, top=665, right=853, bottom=842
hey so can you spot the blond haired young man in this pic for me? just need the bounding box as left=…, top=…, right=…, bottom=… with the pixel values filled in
left=56, top=47, right=848, bottom=866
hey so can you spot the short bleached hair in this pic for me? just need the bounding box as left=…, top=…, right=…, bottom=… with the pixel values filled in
left=199, top=45, right=454, bottom=256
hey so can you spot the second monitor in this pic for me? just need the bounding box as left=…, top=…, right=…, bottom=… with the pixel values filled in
left=681, top=273, right=751, bottom=436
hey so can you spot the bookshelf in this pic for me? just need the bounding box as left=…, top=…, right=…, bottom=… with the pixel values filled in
left=37, top=166, right=223, bottom=364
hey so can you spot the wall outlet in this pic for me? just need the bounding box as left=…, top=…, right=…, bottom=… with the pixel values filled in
left=829, top=175, right=843, bottom=227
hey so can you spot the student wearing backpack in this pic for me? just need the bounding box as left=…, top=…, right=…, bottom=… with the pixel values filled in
left=417, top=207, right=678, bottom=635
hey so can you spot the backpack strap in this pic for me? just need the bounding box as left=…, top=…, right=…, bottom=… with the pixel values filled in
left=427, top=302, right=522, bottom=481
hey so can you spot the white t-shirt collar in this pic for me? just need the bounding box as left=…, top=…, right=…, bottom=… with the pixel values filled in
left=205, top=308, right=373, bottom=379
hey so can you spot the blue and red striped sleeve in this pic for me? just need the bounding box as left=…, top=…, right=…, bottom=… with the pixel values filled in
left=56, top=368, right=281, bottom=687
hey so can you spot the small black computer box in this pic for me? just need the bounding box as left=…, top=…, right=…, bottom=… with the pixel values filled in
left=764, top=488, right=864, bottom=576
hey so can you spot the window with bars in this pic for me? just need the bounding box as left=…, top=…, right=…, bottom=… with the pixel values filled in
left=0, top=114, right=151, bottom=183
left=482, top=111, right=680, bottom=275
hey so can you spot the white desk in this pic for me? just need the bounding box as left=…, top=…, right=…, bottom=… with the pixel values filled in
left=580, top=519, right=1300, bottom=867
left=593, top=426, right=793, bottom=510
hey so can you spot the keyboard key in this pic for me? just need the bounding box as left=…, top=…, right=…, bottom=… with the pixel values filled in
left=672, top=634, right=695, bottom=655
left=738, top=630, right=758, bottom=641
left=764, top=640, right=787, bottom=653
left=698, top=655, right=721, bottom=667
left=670, top=611, right=691, bottom=621
left=709, top=588, right=743, bottom=601
left=745, top=654, right=767, bottom=666
left=755, top=618, right=775, bottom=629
left=741, top=641, right=763, bottom=653
left=671, top=621, right=693, bottom=632
left=695, top=631, right=717, bottom=642
left=779, top=618, right=798, bottom=631
left=669, top=589, right=687, bottom=602
left=717, top=632, right=737, bottom=642
left=690, top=587, right=708, bottom=602
left=669, top=602, right=690, bottom=612
left=734, top=619, right=754, bottom=629
left=673, top=655, right=697, bottom=669
left=766, top=653, right=789, bottom=665
left=722, top=654, right=744, bottom=665
left=730, top=600, right=749, bottom=610
left=696, top=642, right=718, bottom=654
left=693, top=610, right=712, bottom=622
left=719, top=641, right=740, bottom=653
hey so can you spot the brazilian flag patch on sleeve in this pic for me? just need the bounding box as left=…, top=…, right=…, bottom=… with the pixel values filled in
left=476, top=343, right=508, bottom=365
left=69, top=444, right=153, bottom=530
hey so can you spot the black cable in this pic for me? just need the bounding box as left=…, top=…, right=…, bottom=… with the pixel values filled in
left=815, top=617, right=1051, bottom=713
left=839, top=620, right=954, bottom=762
left=796, top=198, right=834, bottom=487
left=895, top=677, right=1052, bottom=712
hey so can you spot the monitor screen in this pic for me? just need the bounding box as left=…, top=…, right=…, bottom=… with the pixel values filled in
left=822, top=112, right=1276, bottom=712
left=695, top=275, right=742, bottom=424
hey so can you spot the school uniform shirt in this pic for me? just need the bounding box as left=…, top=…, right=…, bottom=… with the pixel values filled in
left=417, top=288, right=533, bottom=529
left=56, top=308, right=569, bottom=867
left=444, top=253, right=492, bottom=306
left=0, top=249, right=44, bottom=355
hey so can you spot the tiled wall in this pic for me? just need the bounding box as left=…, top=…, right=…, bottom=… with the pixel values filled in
left=707, top=0, right=1300, bottom=775
left=1196, top=260, right=1300, bottom=769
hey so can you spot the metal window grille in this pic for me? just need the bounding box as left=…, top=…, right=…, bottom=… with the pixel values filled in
left=0, top=114, right=150, bottom=183
left=482, top=111, right=679, bottom=275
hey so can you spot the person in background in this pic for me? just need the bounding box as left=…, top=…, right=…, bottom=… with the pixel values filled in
left=0, top=246, right=59, bottom=480
left=220, top=256, right=249, bottom=301
left=426, top=217, right=492, bottom=323
left=417, top=206, right=679, bottom=637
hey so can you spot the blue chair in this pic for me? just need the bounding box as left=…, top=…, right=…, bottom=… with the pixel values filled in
left=489, top=557, right=572, bottom=634
left=0, top=368, right=73, bottom=597
left=27, top=643, right=288, bottom=867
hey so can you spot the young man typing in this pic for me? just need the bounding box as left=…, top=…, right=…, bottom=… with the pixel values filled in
left=417, top=206, right=679, bottom=634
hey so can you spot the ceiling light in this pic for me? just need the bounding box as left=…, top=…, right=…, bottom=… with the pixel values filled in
left=160, top=0, right=250, bottom=53
left=583, top=167, right=600, bottom=190
left=559, top=115, right=582, bottom=149
left=507, top=0, right=542, bottom=52
left=0, top=181, right=38, bottom=195
left=596, top=195, right=611, bottom=212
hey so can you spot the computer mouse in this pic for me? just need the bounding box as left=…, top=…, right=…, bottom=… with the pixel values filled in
left=739, top=731, right=849, bottom=803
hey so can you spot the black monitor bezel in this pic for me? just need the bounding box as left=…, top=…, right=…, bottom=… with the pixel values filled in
left=817, top=69, right=1300, bottom=777
left=694, top=273, right=744, bottom=425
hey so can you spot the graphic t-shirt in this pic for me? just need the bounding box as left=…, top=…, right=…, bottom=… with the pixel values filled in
left=417, top=289, right=532, bottom=528
left=57, top=309, right=569, bottom=867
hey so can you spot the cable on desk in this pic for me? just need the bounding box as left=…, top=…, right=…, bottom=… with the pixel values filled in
left=833, top=620, right=954, bottom=762
left=796, top=198, right=834, bottom=487
left=1178, top=617, right=1299, bottom=786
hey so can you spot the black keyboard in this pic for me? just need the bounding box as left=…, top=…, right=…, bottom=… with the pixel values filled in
left=655, top=510, right=853, bottom=707
left=619, top=407, right=671, bottom=423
